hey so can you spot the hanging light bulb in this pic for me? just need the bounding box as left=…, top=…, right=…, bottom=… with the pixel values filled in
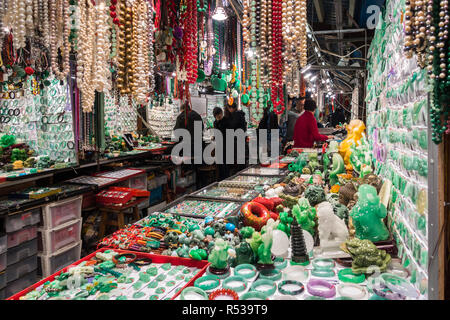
left=212, top=0, right=228, bottom=21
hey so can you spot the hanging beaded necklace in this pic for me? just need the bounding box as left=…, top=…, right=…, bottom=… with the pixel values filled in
left=271, top=0, right=284, bottom=115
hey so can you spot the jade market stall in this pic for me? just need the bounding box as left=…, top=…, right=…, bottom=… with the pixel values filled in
left=0, top=0, right=448, bottom=302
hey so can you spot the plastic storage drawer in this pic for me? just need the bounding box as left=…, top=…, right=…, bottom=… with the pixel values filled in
left=149, top=186, right=163, bottom=205
left=0, top=252, right=5, bottom=272
left=0, top=270, right=5, bottom=290
left=4, top=207, right=41, bottom=233
left=38, top=218, right=82, bottom=255
left=127, top=174, right=147, bottom=190
left=7, top=239, right=38, bottom=266
left=41, top=196, right=82, bottom=229
left=38, top=241, right=81, bottom=278
left=4, top=270, right=37, bottom=299
left=7, top=225, right=38, bottom=249
left=0, top=233, right=6, bottom=254
left=6, top=254, right=37, bottom=283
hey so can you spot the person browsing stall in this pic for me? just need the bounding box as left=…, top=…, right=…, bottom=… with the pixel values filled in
left=293, top=99, right=333, bottom=148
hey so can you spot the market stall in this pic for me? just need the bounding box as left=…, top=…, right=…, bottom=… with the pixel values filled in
left=0, top=0, right=448, bottom=301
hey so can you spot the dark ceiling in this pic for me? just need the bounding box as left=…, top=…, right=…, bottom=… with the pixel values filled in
left=227, top=0, right=386, bottom=92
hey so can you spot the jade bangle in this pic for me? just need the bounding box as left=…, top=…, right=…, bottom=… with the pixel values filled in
left=311, top=269, right=336, bottom=278
left=180, top=286, right=209, bottom=300
left=312, top=258, right=335, bottom=270
left=259, top=268, right=282, bottom=281
left=250, top=279, right=277, bottom=297
left=274, top=257, right=288, bottom=270
left=222, top=276, right=247, bottom=293
left=337, top=283, right=367, bottom=300
left=338, top=269, right=366, bottom=284
left=278, top=280, right=305, bottom=296
left=234, top=264, right=257, bottom=279
left=240, top=291, right=269, bottom=300
left=194, top=275, right=220, bottom=291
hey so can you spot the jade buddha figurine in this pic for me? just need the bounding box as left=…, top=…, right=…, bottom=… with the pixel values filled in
left=350, top=184, right=389, bottom=242
left=208, top=238, right=230, bottom=269
left=230, top=241, right=255, bottom=267
left=256, top=225, right=274, bottom=268
left=292, top=198, right=316, bottom=236
left=339, top=119, right=366, bottom=170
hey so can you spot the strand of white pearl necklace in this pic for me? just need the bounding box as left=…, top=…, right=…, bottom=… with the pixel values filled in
left=54, top=0, right=70, bottom=80
left=298, top=0, right=307, bottom=68
left=148, top=0, right=155, bottom=93
left=79, top=0, right=96, bottom=112
left=93, top=0, right=111, bottom=93
left=76, top=0, right=86, bottom=88
left=13, top=0, right=27, bottom=49
left=133, top=0, right=149, bottom=104
left=41, top=0, right=50, bottom=48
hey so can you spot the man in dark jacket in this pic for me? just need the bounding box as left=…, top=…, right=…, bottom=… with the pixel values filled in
left=223, top=102, right=247, bottom=175
left=213, top=107, right=228, bottom=179
left=173, top=101, right=204, bottom=187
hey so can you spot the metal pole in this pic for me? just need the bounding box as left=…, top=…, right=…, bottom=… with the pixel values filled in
left=427, top=93, right=440, bottom=300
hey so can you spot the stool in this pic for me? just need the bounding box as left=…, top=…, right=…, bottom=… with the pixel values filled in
left=98, top=197, right=147, bottom=239
left=198, top=164, right=218, bottom=187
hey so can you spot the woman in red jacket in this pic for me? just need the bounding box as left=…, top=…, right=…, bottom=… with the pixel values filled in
left=293, top=99, right=333, bottom=148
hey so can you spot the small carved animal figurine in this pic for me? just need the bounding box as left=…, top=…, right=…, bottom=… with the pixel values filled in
left=316, top=201, right=349, bottom=248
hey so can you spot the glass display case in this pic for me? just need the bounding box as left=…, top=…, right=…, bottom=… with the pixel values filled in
left=240, top=167, right=287, bottom=176
left=163, top=198, right=241, bottom=218
left=225, top=175, right=282, bottom=186
left=191, top=183, right=259, bottom=201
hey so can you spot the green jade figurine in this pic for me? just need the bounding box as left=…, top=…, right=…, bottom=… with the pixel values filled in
left=207, top=238, right=233, bottom=277
left=349, top=136, right=373, bottom=178
left=350, top=184, right=390, bottom=242
left=292, top=198, right=316, bottom=236
left=256, top=224, right=275, bottom=270
left=329, top=153, right=345, bottom=186
left=341, top=238, right=391, bottom=274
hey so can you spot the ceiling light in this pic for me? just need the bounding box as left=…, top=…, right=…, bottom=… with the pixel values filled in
left=301, top=65, right=311, bottom=74
left=212, top=0, right=228, bottom=21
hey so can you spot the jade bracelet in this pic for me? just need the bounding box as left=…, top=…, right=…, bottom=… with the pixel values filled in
left=240, top=291, right=269, bottom=300
left=250, top=279, right=277, bottom=297
left=222, top=276, right=247, bottom=293
left=274, top=257, right=287, bottom=270
left=311, top=268, right=336, bottom=278
left=234, top=264, right=257, bottom=279
left=194, top=275, right=220, bottom=291
left=180, top=286, right=209, bottom=300
left=259, top=268, right=282, bottom=281
left=338, top=269, right=365, bottom=284
left=278, top=280, right=305, bottom=296
left=312, top=258, right=335, bottom=270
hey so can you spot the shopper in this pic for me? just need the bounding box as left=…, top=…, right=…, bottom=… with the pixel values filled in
left=212, top=107, right=229, bottom=179
left=224, top=102, right=247, bottom=175
left=330, top=107, right=346, bottom=127
left=257, top=106, right=279, bottom=160
left=213, top=107, right=225, bottom=132
left=293, top=99, right=333, bottom=148
left=173, top=101, right=204, bottom=187
left=285, top=97, right=304, bottom=142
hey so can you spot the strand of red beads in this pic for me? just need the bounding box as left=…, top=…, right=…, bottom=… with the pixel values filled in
left=271, top=0, right=285, bottom=115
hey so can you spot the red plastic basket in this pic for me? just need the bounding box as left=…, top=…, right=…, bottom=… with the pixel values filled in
left=108, top=186, right=150, bottom=198
left=7, top=248, right=210, bottom=300
left=95, top=190, right=134, bottom=205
